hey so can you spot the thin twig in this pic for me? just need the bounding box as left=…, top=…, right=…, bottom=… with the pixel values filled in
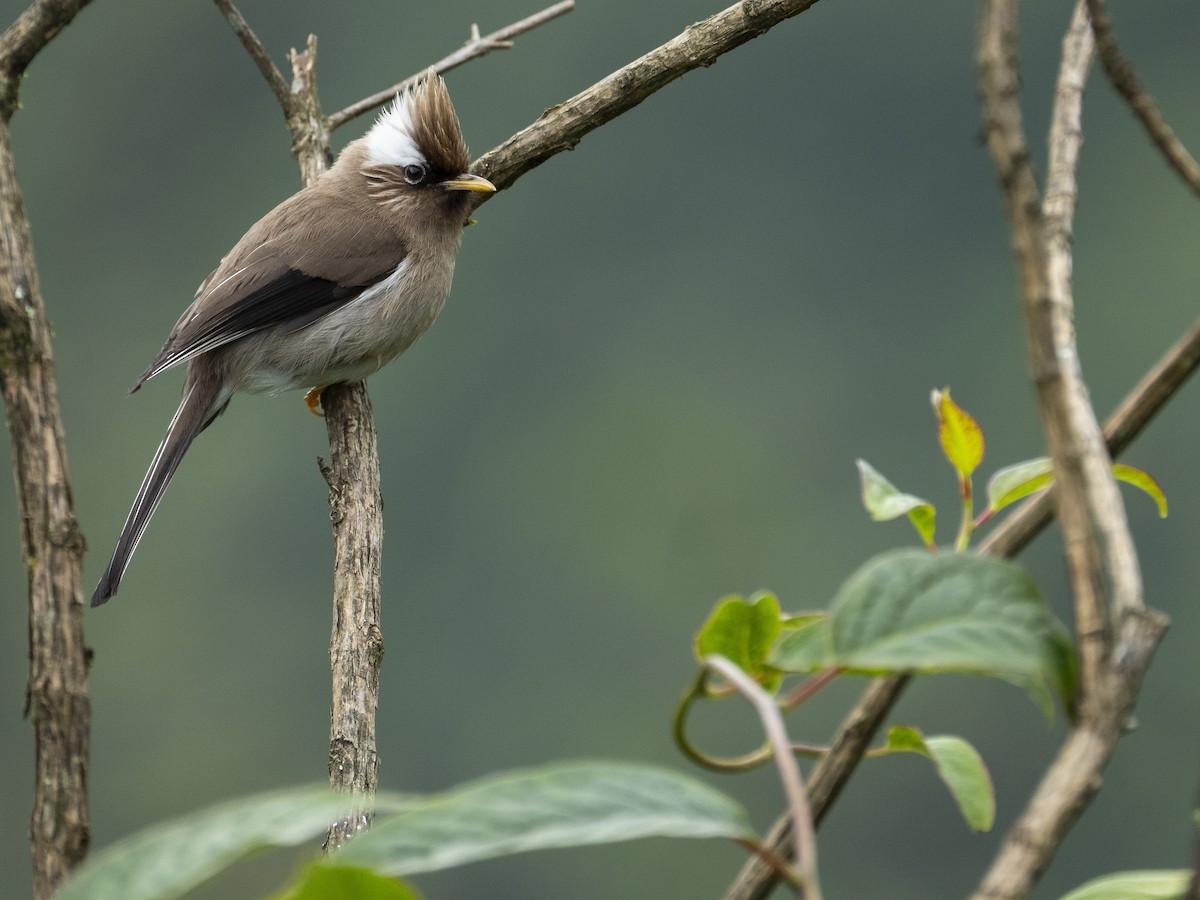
left=1084, top=0, right=1200, bottom=200
left=706, top=655, right=822, bottom=900
left=212, top=0, right=294, bottom=115
left=327, top=0, right=575, bottom=131
left=724, top=674, right=909, bottom=900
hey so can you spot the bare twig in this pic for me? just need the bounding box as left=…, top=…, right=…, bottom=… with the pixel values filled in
left=724, top=675, right=909, bottom=900
left=212, top=0, right=293, bottom=115
left=972, top=2, right=1168, bottom=896
left=1, top=3, right=96, bottom=897
left=286, top=37, right=380, bottom=852
left=0, top=0, right=94, bottom=117
left=326, top=0, right=576, bottom=131
left=1084, top=0, right=1200, bottom=200
left=706, top=655, right=821, bottom=900
left=981, top=0, right=1128, bottom=703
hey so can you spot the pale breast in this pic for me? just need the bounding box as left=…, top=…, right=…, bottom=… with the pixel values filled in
left=231, top=251, right=457, bottom=395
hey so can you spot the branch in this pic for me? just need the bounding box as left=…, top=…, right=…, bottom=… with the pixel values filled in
left=1084, top=0, right=1200, bottom=200
left=326, top=1, right=576, bottom=131
left=723, top=675, right=910, bottom=900
left=0, top=0, right=94, bottom=118
left=470, top=0, right=824, bottom=193
left=981, top=0, right=1134, bottom=707
left=0, top=2, right=96, bottom=897
left=705, top=655, right=821, bottom=900
left=972, top=2, right=1167, bottom=896
left=211, top=0, right=293, bottom=115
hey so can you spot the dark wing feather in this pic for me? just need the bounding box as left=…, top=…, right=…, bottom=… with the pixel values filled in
left=133, top=179, right=407, bottom=390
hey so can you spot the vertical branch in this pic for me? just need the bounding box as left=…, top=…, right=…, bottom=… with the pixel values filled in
left=1, top=2, right=96, bottom=897
left=972, top=3, right=1168, bottom=897
left=318, top=382, right=383, bottom=848
left=0, top=115, right=92, bottom=900
left=282, top=37, right=382, bottom=850
left=211, top=0, right=578, bottom=852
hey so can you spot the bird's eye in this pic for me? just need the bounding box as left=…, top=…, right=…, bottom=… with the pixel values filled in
left=402, top=163, right=427, bottom=185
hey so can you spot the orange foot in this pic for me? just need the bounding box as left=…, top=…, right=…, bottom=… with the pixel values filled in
left=304, top=387, right=325, bottom=416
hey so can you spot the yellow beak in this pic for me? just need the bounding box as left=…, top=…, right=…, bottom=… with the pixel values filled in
left=441, top=174, right=497, bottom=193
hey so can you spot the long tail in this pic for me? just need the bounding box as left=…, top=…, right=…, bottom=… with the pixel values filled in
left=91, top=380, right=225, bottom=606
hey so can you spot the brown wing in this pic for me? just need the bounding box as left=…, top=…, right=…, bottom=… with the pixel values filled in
left=132, top=178, right=407, bottom=391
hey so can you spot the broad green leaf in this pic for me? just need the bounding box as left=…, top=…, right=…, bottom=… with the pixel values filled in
left=824, top=549, right=1077, bottom=712
left=770, top=614, right=833, bottom=672
left=1057, top=869, right=1189, bottom=900
left=857, top=459, right=936, bottom=546
left=335, top=762, right=754, bottom=876
left=879, top=726, right=995, bottom=831
left=987, top=457, right=1054, bottom=512
left=1113, top=464, right=1168, bottom=517
left=274, top=864, right=421, bottom=900
left=54, top=785, right=402, bottom=900
left=932, top=388, right=984, bottom=477
left=696, top=593, right=782, bottom=687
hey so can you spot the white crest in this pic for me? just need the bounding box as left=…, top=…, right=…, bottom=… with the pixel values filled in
left=365, top=88, right=425, bottom=168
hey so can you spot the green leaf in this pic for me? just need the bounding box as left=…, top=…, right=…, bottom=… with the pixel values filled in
left=696, top=593, right=783, bottom=688
left=1113, top=463, right=1168, bottom=517
left=335, top=762, right=754, bottom=876
left=924, top=735, right=994, bottom=832
left=1057, top=869, right=1189, bottom=900
left=987, top=457, right=1054, bottom=512
left=880, top=724, right=927, bottom=753
left=822, top=549, right=1077, bottom=713
left=274, top=864, right=421, bottom=900
left=857, top=459, right=936, bottom=546
left=878, top=726, right=995, bottom=831
left=770, top=614, right=833, bottom=672
left=987, top=458, right=1168, bottom=518
left=932, top=388, right=984, bottom=478
left=54, top=785, right=396, bottom=900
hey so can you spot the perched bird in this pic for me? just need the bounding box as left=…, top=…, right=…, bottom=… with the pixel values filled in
left=90, top=74, right=495, bottom=606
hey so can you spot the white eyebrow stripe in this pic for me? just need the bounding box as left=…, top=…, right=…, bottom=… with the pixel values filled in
left=364, top=93, right=425, bottom=167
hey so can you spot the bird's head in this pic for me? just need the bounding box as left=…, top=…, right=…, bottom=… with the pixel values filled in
left=360, top=73, right=495, bottom=224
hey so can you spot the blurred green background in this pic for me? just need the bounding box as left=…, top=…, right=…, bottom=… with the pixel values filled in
left=3, top=0, right=1199, bottom=897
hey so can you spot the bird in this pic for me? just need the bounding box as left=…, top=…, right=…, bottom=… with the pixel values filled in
left=90, top=74, right=495, bottom=606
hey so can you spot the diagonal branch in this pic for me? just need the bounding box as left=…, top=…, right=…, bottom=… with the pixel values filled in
left=326, top=1, right=575, bottom=131
left=469, top=0, right=824, bottom=194
left=0, top=0, right=94, bottom=118
left=1084, top=0, right=1200, bottom=200
left=212, top=0, right=293, bottom=115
